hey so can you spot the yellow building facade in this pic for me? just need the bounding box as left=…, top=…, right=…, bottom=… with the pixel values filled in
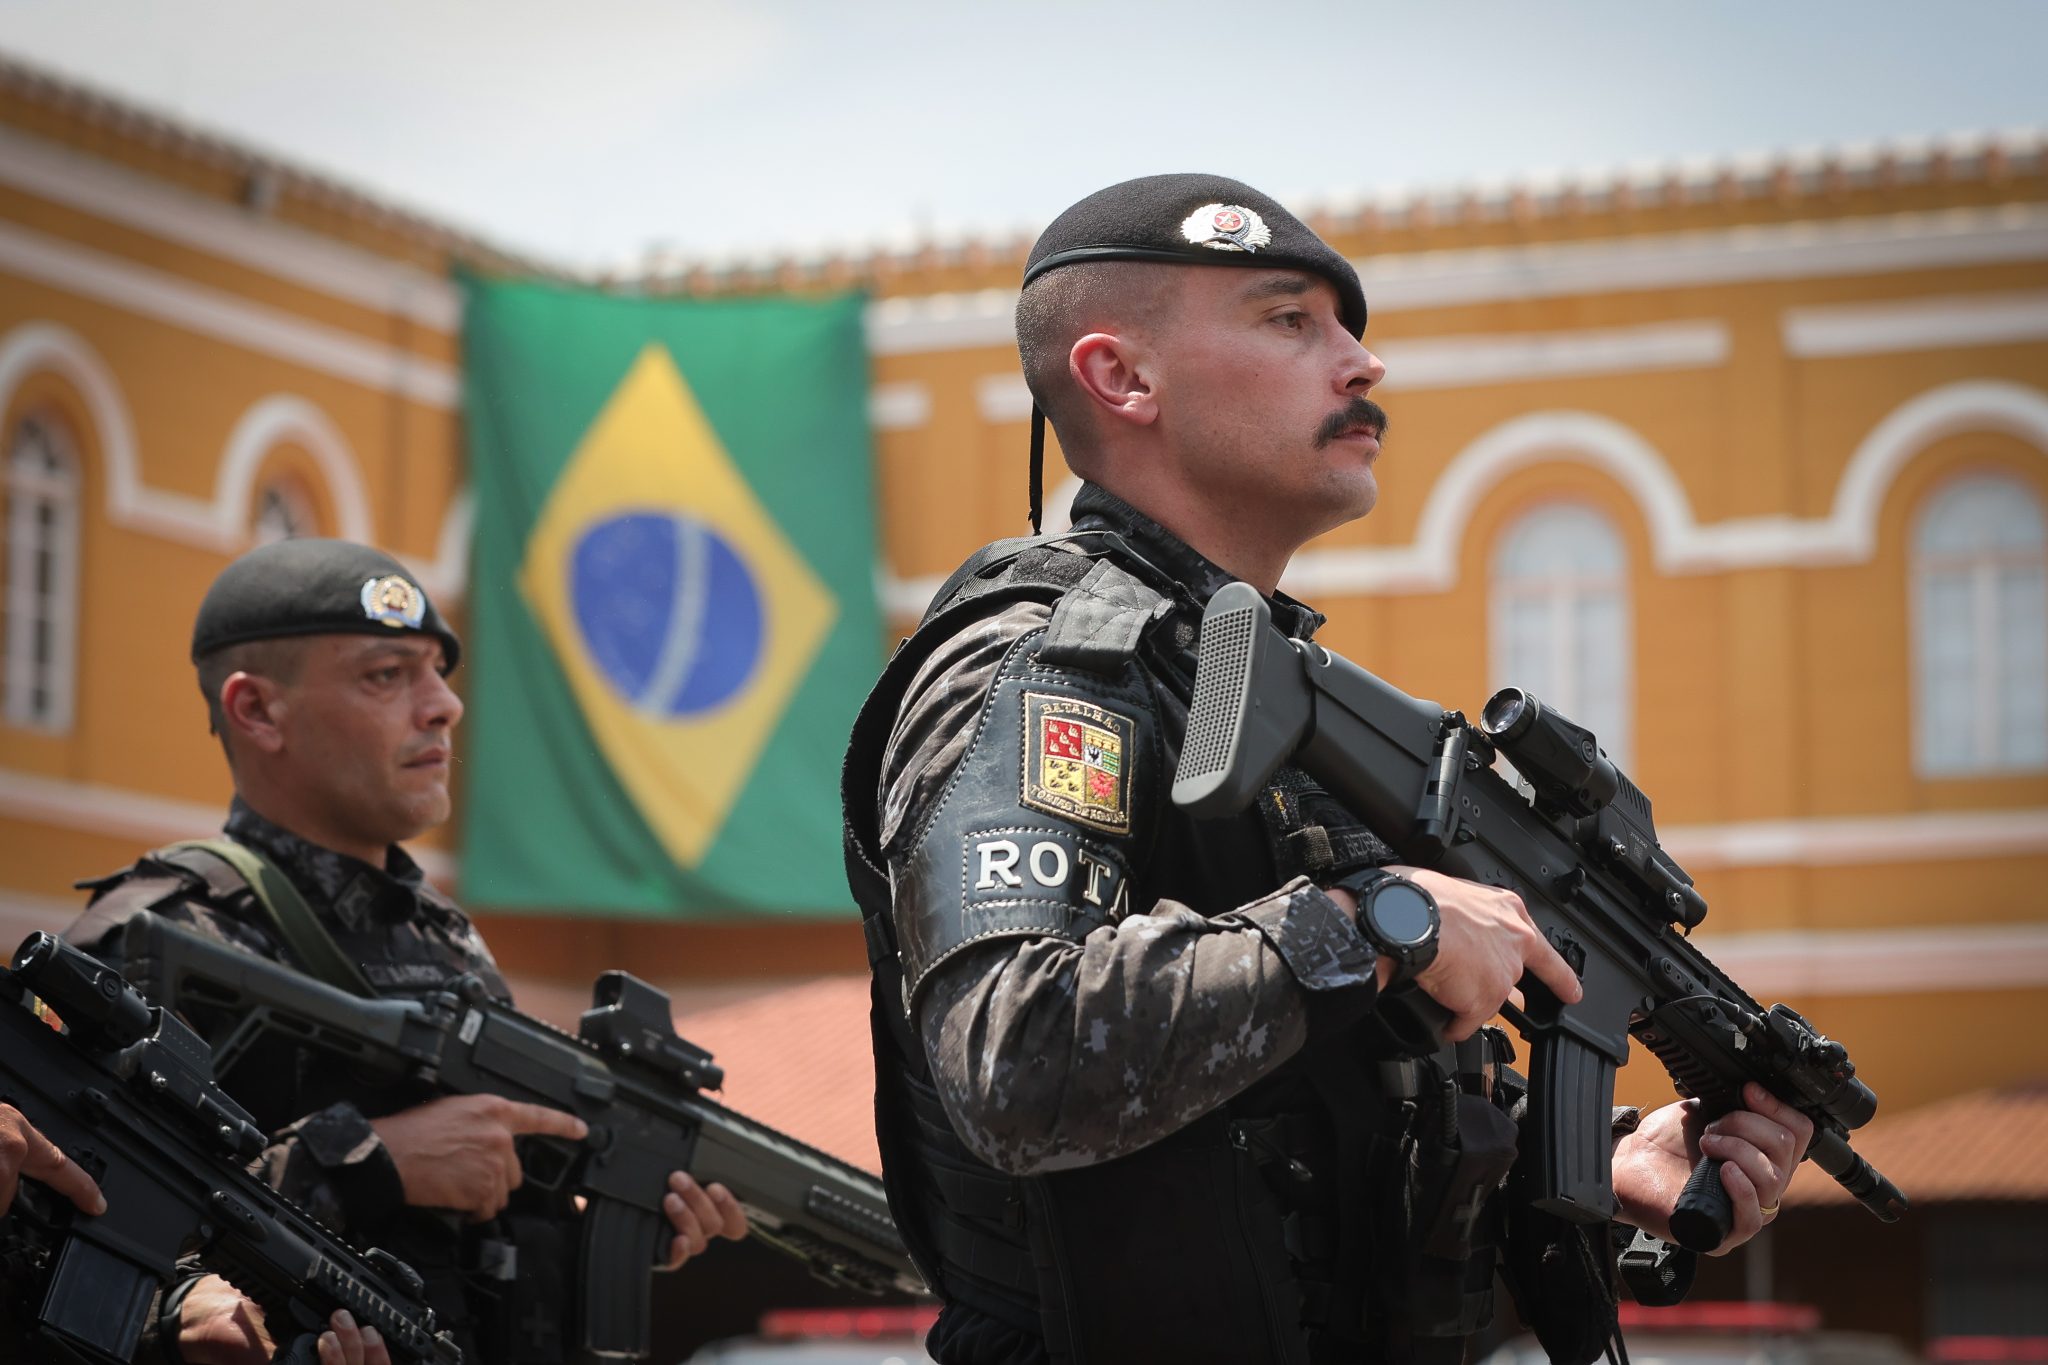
left=2, top=52, right=2045, bottom=1136
left=0, top=55, right=485, bottom=941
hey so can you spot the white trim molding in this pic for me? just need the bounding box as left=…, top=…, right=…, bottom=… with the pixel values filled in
left=0, top=319, right=163, bottom=531
left=12, top=773, right=2032, bottom=871
left=1831, top=379, right=2048, bottom=562
left=0, top=125, right=463, bottom=332
left=1783, top=289, right=2048, bottom=358
left=0, top=320, right=474, bottom=596
left=1661, top=806, right=2048, bottom=869
left=0, top=218, right=460, bottom=408
left=216, top=394, right=374, bottom=546
left=870, top=382, right=932, bottom=432
left=1690, top=922, right=2048, bottom=998
left=1, top=767, right=2038, bottom=993
left=975, top=374, right=1034, bottom=425
left=866, top=288, right=1014, bottom=356
left=1354, top=204, right=2048, bottom=313
left=0, top=767, right=230, bottom=846
left=0, top=888, right=87, bottom=943
left=1274, top=381, right=2048, bottom=597
left=860, top=206, right=2048, bottom=356
left=0, top=767, right=456, bottom=884
left=1378, top=321, right=1728, bottom=392
left=413, top=489, right=474, bottom=605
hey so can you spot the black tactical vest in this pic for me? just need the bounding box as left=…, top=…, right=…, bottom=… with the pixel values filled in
left=843, top=529, right=1548, bottom=1365
left=64, top=839, right=565, bottom=1365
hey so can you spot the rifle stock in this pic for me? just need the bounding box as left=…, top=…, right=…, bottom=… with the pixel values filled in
left=117, top=917, right=929, bottom=1362
left=1172, top=583, right=1906, bottom=1251
left=3, top=932, right=461, bottom=1365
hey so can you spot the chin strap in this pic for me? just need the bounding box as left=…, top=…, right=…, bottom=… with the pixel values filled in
left=1028, top=404, right=1046, bottom=534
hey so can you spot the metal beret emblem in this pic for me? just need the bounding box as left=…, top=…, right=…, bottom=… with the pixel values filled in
left=360, top=574, right=427, bottom=630
left=1179, top=202, right=1272, bottom=253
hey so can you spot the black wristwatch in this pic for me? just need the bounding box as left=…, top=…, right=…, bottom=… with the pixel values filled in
left=1329, top=867, right=1440, bottom=985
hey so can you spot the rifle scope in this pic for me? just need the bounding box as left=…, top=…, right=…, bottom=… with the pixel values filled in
left=1479, top=688, right=1620, bottom=820
left=12, top=930, right=152, bottom=1050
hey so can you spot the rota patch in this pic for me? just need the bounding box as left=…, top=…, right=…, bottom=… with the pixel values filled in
left=1021, top=692, right=1134, bottom=835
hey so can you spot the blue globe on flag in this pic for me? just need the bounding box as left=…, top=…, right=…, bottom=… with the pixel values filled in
left=569, top=511, right=764, bottom=716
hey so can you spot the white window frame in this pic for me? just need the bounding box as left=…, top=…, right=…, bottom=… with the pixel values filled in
left=253, top=473, right=321, bottom=544
left=4, top=413, right=82, bottom=733
left=1489, top=500, right=1633, bottom=770
left=1911, top=472, right=2048, bottom=777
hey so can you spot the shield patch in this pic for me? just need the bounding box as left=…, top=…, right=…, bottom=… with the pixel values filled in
left=1021, top=692, right=1134, bottom=835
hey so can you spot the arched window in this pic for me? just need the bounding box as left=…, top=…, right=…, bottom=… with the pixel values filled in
left=1491, top=502, right=1632, bottom=768
left=3, top=413, right=82, bottom=732
left=253, top=474, right=319, bottom=544
left=1913, top=473, right=2048, bottom=776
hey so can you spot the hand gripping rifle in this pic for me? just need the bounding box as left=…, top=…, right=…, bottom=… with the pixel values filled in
left=1171, top=583, right=1907, bottom=1253
left=2, top=932, right=461, bottom=1365
left=115, top=916, right=928, bottom=1363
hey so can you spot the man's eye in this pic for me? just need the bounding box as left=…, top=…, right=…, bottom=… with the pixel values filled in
left=1274, top=311, right=1308, bottom=331
left=369, top=667, right=402, bottom=684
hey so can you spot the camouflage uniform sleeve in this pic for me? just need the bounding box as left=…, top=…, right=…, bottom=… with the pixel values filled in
left=255, top=1103, right=406, bottom=1233
left=881, top=604, right=1382, bottom=1177
left=62, top=870, right=406, bottom=1235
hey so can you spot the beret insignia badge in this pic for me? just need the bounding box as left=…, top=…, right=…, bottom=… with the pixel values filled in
left=1180, top=203, right=1272, bottom=253
left=360, top=574, right=427, bottom=630
left=1021, top=692, right=1134, bottom=835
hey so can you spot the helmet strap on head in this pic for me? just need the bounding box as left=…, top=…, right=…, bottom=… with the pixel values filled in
left=1028, top=404, right=1046, bottom=534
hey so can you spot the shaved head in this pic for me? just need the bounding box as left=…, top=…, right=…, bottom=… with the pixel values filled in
left=1014, top=261, right=1181, bottom=464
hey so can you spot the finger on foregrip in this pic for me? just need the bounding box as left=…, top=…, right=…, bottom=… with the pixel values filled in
left=1668, top=1153, right=1735, bottom=1253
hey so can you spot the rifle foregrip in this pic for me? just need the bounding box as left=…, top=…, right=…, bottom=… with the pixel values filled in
left=577, top=1197, right=661, bottom=1360
left=1669, top=1154, right=1735, bottom=1252
left=273, top=1335, right=324, bottom=1365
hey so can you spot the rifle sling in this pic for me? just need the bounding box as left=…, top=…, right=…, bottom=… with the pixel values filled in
left=158, top=837, right=377, bottom=998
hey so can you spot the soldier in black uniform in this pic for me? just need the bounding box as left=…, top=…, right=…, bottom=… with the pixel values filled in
left=63, top=538, right=746, bottom=1362
left=842, top=175, right=1815, bottom=1364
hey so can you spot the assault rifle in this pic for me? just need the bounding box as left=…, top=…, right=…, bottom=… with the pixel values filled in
left=2, top=932, right=461, bottom=1365
left=115, top=916, right=928, bottom=1362
left=1171, top=583, right=1907, bottom=1253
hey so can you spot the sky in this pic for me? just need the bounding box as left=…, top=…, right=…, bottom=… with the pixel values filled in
left=1, top=1, right=2043, bottom=270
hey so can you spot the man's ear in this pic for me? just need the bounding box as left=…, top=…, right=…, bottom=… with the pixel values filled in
left=219, top=672, right=288, bottom=755
left=1069, top=333, right=1159, bottom=428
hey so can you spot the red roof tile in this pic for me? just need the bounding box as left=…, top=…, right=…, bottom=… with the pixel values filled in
left=673, top=976, right=883, bottom=1176
left=1786, top=1080, right=2048, bottom=1206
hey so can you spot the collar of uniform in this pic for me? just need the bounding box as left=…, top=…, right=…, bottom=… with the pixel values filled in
left=223, top=798, right=430, bottom=932
left=1066, top=481, right=1327, bottom=639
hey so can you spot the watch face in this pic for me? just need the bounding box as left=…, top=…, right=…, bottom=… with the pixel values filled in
left=1371, top=882, right=1436, bottom=946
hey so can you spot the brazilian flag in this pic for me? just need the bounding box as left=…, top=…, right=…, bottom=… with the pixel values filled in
left=459, top=277, right=880, bottom=916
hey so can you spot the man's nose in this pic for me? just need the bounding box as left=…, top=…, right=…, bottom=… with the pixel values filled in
left=1344, top=342, right=1387, bottom=394
left=422, top=670, right=465, bottom=730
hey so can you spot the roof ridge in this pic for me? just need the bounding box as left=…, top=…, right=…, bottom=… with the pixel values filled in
left=0, top=47, right=558, bottom=274
left=619, top=126, right=2048, bottom=288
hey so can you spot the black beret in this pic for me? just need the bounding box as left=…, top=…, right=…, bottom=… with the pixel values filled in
left=191, top=538, right=460, bottom=670
left=1022, top=173, right=1366, bottom=338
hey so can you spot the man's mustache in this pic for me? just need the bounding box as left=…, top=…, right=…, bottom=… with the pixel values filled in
left=1314, top=397, right=1389, bottom=450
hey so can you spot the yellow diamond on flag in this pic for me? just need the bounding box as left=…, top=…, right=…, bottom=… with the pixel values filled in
left=518, top=343, right=837, bottom=868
